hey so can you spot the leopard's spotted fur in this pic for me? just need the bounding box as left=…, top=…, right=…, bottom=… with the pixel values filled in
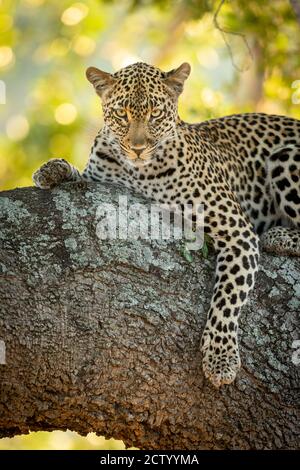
left=33, top=62, right=300, bottom=387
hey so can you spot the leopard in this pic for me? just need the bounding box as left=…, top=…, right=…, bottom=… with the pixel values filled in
left=33, top=61, right=300, bottom=387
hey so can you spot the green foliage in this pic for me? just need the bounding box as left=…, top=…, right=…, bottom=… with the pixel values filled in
left=180, top=233, right=213, bottom=262
left=180, top=242, right=194, bottom=262
left=202, top=233, right=214, bottom=257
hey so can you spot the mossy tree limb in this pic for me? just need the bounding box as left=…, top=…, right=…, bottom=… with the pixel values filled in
left=0, top=184, right=299, bottom=449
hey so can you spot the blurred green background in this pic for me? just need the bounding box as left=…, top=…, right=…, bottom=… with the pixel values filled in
left=0, top=0, right=300, bottom=449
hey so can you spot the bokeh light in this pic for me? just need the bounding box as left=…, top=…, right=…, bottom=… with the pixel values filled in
left=6, top=115, right=30, bottom=141
left=54, top=103, right=78, bottom=125
left=197, top=49, right=219, bottom=69
left=0, top=46, right=14, bottom=68
left=61, top=3, right=89, bottom=26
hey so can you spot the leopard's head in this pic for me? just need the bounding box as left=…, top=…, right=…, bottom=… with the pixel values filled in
left=86, top=62, right=190, bottom=166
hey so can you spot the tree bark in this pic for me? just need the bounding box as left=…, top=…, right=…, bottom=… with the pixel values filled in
left=0, top=183, right=299, bottom=450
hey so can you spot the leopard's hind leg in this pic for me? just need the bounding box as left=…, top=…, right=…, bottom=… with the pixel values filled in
left=263, top=145, right=300, bottom=256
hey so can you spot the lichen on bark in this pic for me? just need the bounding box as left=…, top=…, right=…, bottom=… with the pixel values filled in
left=0, top=183, right=299, bottom=449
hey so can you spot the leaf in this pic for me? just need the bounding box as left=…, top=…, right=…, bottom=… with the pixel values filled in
left=202, top=241, right=209, bottom=259
left=180, top=244, right=194, bottom=263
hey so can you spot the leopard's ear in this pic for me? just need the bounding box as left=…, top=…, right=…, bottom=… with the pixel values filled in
left=86, top=67, right=116, bottom=99
left=164, top=62, right=191, bottom=96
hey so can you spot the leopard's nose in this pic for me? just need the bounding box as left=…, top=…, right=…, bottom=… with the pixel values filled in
left=131, top=146, right=147, bottom=157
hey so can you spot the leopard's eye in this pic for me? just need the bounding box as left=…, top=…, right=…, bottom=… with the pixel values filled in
left=114, top=108, right=127, bottom=119
left=150, top=109, right=163, bottom=119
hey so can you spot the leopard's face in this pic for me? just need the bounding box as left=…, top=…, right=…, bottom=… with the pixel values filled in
left=86, top=62, right=191, bottom=166
left=102, top=65, right=178, bottom=164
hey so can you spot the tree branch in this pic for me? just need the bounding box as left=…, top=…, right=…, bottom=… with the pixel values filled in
left=0, top=184, right=299, bottom=449
left=213, top=0, right=253, bottom=72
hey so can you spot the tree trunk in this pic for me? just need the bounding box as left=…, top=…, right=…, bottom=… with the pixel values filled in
left=0, top=184, right=299, bottom=450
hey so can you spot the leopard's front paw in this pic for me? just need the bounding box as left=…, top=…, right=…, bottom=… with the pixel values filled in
left=201, top=326, right=241, bottom=387
left=33, top=158, right=72, bottom=189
